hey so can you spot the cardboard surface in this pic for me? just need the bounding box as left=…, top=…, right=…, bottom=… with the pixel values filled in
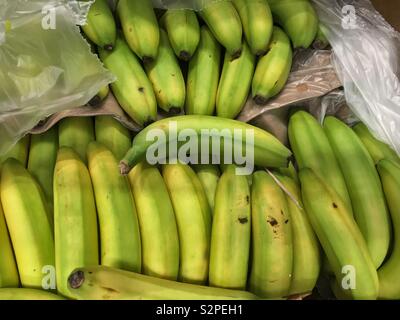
left=371, top=0, right=400, bottom=32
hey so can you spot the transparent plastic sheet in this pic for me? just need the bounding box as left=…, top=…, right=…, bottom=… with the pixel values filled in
left=0, top=0, right=115, bottom=155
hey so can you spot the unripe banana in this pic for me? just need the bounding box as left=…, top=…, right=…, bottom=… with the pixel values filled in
left=0, top=159, right=54, bottom=289
left=216, top=41, right=256, bottom=119
left=232, top=0, right=273, bottom=55
left=324, top=116, right=391, bottom=268
left=277, top=161, right=299, bottom=185
left=162, top=164, right=212, bottom=284
left=252, top=27, right=293, bottom=105
left=313, top=23, right=329, bottom=49
left=94, top=116, right=131, bottom=160
left=161, top=9, right=200, bottom=61
left=193, top=164, right=220, bottom=213
left=99, top=36, right=157, bottom=126
left=88, top=85, right=109, bottom=107
left=144, top=29, right=186, bottom=114
left=81, top=0, right=116, bottom=51
left=299, top=168, right=379, bottom=300
left=249, top=171, right=293, bottom=298
left=59, top=117, right=95, bottom=164
left=199, top=0, right=243, bottom=59
left=53, top=148, right=99, bottom=298
left=0, top=135, right=30, bottom=169
left=209, top=165, right=251, bottom=290
left=117, top=0, right=160, bottom=61
left=0, top=288, right=64, bottom=300
left=87, top=142, right=141, bottom=272
left=128, top=162, right=179, bottom=281
left=186, top=26, right=221, bottom=116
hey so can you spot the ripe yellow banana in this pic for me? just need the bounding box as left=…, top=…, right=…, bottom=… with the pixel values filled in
left=199, top=0, right=243, bottom=59
left=0, top=288, right=64, bottom=300
left=249, top=171, right=293, bottom=298
left=216, top=40, right=256, bottom=119
left=94, top=116, right=132, bottom=160
left=58, top=117, right=95, bottom=164
left=0, top=135, right=30, bottom=169
left=53, top=148, right=99, bottom=298
left=0, top=159, right=54, bottom=289
left=193, top=164, right=220, bottom=213
left=87, top=142, right=141, bottom=272
left=99, top=36, right=157, bottom=126
left=67, top=266, right=259, bottom=300
left=161, top=9, right=200, bottom=61
left=162, top=164, right=212, bottom=284
left=128, top=162, right=179, bottom=281
left=252, top=26, right=293, bottom=105
left=186, top=26, right=221, bottom=116
left=232, top=0, right=273, bottom=55
left=144, top=29, right=186, bottom=114
left=299, top=168, right=379, bottom=300
left=209, top=165, right=251, bottom=290
left=88, top=85, right=109, bottom=106
left=324, top=116, right=391, bottom=268
left=81, top=0, right=116, bottom=51
left=117, top=0, right=160, bottom=61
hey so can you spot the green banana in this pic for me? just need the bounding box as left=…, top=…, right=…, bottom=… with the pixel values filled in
left=277, top=161, right=299, bottom=185
left=128, top=162, right=179, bottom=281
left=249, top=171, right=293, bottom=298
left=0, top=135, right=30, bottom=169
left=199, top=0, right=243, bottom=59
left=53, top=148, right=99, bottom=298
left=87, top=143, right=141, bottom=272
left=209, top=165, right=251, bottom=290
left=67, top=266, right=259, bottom=300
left=162, top=164, right=212, bottom=284
left=144, top=29, right=186, bottom=114
left=0, top=288, right=64, bottom=300
left=99, top=36, right=157, bottom=126
left=117, top=0, right=160, bottom=61
left=193, top=164, right=220, bottom=213
left=299, top=168, right=379, bottom=300
left=376, top=160, right=400, bottom=299
left=324, top=116, right=391, bottom=268
left=0, top=159, right=54, bottom=289
left=232, top=0, right=273, bottom=55
left=252, top=26, right=293, bottom=105
left=88, top=85, right=109, bottom=106
left=216, top=40, right=256, bottom=119
left=81, top=0, right=116, bottom=51
left=186, top=26, right=221, bottom=116
left=120, top=115, right=292, bottom=174
left=161, top=9, right=200, bottom=61
left=314, top=23, right=329, bottom=49
left=58, top=117, right=95, bottom=164
left=267, top=0, right=319, bottom=49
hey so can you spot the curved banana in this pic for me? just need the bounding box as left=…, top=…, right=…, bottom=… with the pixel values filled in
left=0, top=135, right=30, bottom=169
left=117, top=0, right=160, bottom=61
left=277, top=161, right=299, bottom=185
left=252, top=26, right=292, bottom=105
left=232, top=0, right=273, bottom=55
left=0, top=159, right=54, bottom=289
left=128, top=162, right=179, bottom=281
left=99, top=36, right=157, bottom=126
left=186, top=26, right=221, bottom=116
left=0, top=288, right=64, bottom=300
left=162, top=164, right=212, bottom=284
left=216, top=41, right=256, bottom=119
left=209, top=165, right=251, bottom=290
left=53, top=148, right=99, bottom=298
left=144, top=29, right=186, bottom=114
left=193, top=164, right=220, bottom=213
left=88, top=85, right=109, bottom=106
left=299, top=168, right=379, bottom=300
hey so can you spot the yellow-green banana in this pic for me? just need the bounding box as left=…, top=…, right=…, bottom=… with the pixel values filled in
left=250, top=171, right=293, bottom=298
left=128, top=162, right=179, bottom=281
left=186, top=26, right=221, bottom=116
left=193, top=164, right=220, bottom=213
left=0, top=288, right=64, bottom=300
left=161, top=9, right=200, bottom=61
left=299, top=168, right=379, bottom=300
left=0, top=135, right=30, bottom=169
left=81, top=0, right=116, bottom=51
left=0, top=159, right=54, bottom=289
left=162, top=164, right=212, bottom=284
left=53, top=148, right=99, bottom=298
left=324, top=116, right=391, bottom=268
left=252, top=26, right=292, bottom=105
left=232, top=0, right=273, bottom=55
left=277, top=161, right=299, bottom=185
left=216, top=40, right=255, bottom=119
left=209, top=165, right=251, bottom=290
left=117, top=0, right=160, bottom=61
left=99, top=36, right=157, bottom=126
left=144, top=29, right=186, bottom=114
left=88, top=85, right=109, bottom=106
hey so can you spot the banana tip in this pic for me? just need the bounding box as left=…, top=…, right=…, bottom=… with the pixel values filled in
left=231, top=49, right=243, bottom=61
left=253, top=95, right=268, bottom=105
left=88, top=95, right=102, bottom=107
left=104, top=44, right=114, bottom=51
left=179, top=51, right=191, bottom=61
left=68, top=270, right=85, bottom=289
left=119, top=161, right=131, bottom=176
left=169, top=107, right=182, bottom=115
left=142, top=56, right=154, bottom=64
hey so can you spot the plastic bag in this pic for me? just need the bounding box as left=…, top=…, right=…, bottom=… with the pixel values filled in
left=0, top=0, right=114, bottom=155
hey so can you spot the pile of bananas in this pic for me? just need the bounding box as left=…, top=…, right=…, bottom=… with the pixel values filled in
left=83, top=0, right=322, bottom=123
